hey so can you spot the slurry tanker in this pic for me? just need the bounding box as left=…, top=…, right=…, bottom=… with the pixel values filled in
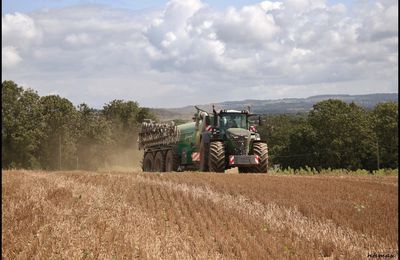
left=138, top=106, right=268, bottom=173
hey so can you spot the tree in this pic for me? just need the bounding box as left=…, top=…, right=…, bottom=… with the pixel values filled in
left=101, top=100, right=152, bottom=168
left=371, top=102, right=398, bottom=169
left=2, top=81, right=157, bottom=170
left=38, top=95, right=79, bottom=170
left=283, top=124, right=318, bottom=169
left=137, top=107, right=157, bottom=123
left=103, top=100, right=139, bottom=126
left=2, top=81, right=44, bottom=169
left=102, top=100, right=141, bottom=149
left=308, top=100, right=375, bottom=170
left=76, top=103, right=112, bottom=170
left=258, top=113, right=308, bottom=167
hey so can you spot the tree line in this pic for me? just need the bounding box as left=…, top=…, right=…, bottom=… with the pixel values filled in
left=2, top=80, right=398, bottom=171
left=259, top=99, right=398, bottom=171
left=2, top=80, right=155, bottom=170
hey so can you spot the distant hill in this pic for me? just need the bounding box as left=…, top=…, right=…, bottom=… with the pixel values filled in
left=149, top=93, right=398, bottom=121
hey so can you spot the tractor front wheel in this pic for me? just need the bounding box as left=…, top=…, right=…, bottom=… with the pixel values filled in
left=209, top=141, right=225, bottom=173
left=251, top=143, right=268, bottom=173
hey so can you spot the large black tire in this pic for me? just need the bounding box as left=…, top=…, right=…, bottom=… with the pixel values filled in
left=252, top=142, right=268, bottom=173
left=142, top=152, right=154, bottom=172
left=153, top=151, right=165, bottom=172
left=165, top=150, right=180, bottom=172
left=199, top=140, right=209, bottom=172
left=209, top=141, right=225, bottom=173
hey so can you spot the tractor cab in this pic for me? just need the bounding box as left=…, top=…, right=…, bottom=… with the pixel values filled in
left=218, top=110, right=248, bottom=131
left=219, top=113, right=247, bottom=129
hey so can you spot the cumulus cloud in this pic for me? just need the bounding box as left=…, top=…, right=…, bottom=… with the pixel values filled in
left=2, top=12, right=42, bottom=45
left=2, top=12, right=41, bottom=69
left=2, top=46, right=22, bottom=68
left=64, top=33, right=94, bottom=46
left=1, top=0, right=398, bottom=108
left=214, top=5, right=281, bottom=45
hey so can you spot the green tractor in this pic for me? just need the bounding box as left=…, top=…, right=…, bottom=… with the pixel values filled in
left=138, top=106, right=268, bottom=173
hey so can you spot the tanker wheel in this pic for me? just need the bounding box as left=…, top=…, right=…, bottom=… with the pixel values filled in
left=251, top=143, right=269, bottom=173
left=199, top=140, right=209, bottom=172
left=153, top=151, right=165, bottom=172
left=165, top=150, right=179, bottom=172
left=209, top=141, right=225, bottom=173
left=142, top=152, right=154, bottom=172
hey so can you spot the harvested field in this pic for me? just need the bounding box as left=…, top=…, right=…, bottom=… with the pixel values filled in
left=2, top=170, right=398, bottom=259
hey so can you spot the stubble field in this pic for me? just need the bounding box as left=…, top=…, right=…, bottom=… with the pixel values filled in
left=2, top=170, right=398, bottom=259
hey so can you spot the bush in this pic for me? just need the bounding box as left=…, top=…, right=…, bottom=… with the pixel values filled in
left=273, top=167, right=398, bottom=176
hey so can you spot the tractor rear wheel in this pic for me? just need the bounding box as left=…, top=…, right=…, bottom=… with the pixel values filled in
left=209, top=141, right=225, bottom=173
left=142, top=152, right=154, bottom=172
left=199, top=140, right=209, bottom=172
left=165, top=150, right=179, bottom=172
left=153, top=151, right=165, bottom=172
left=251, top=143, right=268, bottom=173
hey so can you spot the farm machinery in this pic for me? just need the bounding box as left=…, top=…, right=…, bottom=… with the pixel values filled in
left=138, top=106, right=268, bottom=173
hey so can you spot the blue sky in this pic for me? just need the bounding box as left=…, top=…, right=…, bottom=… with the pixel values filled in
left=2, top=0, right=354, bottom=14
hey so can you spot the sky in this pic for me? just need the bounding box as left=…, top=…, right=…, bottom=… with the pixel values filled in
left=2, top=0, right=398, bottom=108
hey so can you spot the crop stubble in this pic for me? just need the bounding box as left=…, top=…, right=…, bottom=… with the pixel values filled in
left=2, top=170, right=398, bottom=259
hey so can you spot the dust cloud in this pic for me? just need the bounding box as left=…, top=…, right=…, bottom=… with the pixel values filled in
left=76, top=132, right=144, bottom=172
left=101, top=147, right=143, bottom=172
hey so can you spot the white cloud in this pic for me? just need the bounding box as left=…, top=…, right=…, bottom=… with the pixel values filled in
left=214, top=5, right=281, bottom=45
left=2, top=46, right=22, bottom=68
left=283, top=0, right=326, bottom=12
left=161, top=31, right=177, bottom=48
left=259, top=1, right=283, bottom=12
left=1, top=0, right=398, bottom=108
left=65, top=33, right=93, bottom=46
left=2, top=12, right=41, bottom=69
left=2, top=12, right=42, bottom=46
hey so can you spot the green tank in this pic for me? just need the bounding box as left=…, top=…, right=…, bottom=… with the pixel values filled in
left=139, top=107, right=268, bottom=173
left=175, top=122, right=197, bottom=165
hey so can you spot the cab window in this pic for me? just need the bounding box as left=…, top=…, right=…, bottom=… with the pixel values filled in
left=219, top=114, right=247, bottom=129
